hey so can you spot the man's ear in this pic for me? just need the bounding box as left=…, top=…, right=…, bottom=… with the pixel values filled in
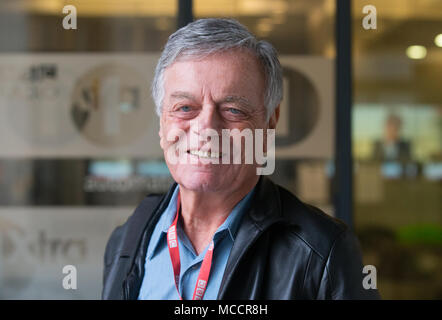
left=268, top=104, right=280, bottom=130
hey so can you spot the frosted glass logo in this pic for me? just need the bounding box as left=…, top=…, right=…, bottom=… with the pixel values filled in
left=71, top=64, right=150, bottom=147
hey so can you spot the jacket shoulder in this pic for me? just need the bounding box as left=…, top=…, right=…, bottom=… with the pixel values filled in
left=276, top=185, right=350, bottom=260
left=104, top=193, right=164, bottom=261
left=102, top=193, right=164, bottom=299
left=275, top=186, right=382, bottom=299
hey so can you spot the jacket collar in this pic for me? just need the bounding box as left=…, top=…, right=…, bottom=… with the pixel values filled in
left=121, top=184, right=178, bottom=299
left=156, top=175, right=283, bottom=232
left=120, top=181, right=177, bottom=258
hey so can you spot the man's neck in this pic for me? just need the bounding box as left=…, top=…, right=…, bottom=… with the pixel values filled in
left=178, top=178, right=258, bottom=255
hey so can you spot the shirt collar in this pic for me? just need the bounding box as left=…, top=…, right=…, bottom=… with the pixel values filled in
left=214, top=185, right=255, bottom=242
left=147, top=183, right=256, bottom=260
left=146, top=184, right=180, bottom=260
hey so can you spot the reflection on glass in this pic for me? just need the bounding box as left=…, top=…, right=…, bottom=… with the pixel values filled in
left=353, top=0, right=442, bottom=299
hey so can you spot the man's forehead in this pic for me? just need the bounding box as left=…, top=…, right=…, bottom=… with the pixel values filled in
left=169, top=91, right=252, bottom=106
left=170, top=91, right=195, bottom=100
left=162, top=50, right=265, bottom=107
left=164, top=49, right=263, bottom=80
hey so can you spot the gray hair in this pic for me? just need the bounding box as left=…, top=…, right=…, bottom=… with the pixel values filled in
left=152, top=18, right=283, bottom=121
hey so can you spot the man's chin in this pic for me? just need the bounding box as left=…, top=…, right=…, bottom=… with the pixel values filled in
left=174, top=174, right=226, bottom=193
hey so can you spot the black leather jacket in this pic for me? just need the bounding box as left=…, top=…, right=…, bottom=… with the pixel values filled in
left=102, top=176, right=380, bottom=299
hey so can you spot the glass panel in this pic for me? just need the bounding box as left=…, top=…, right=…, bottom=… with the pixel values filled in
left=0, top=0, right=338, bottom=299
left=0, top=0, right=177, bottom=299
left=353, top=0, right=442, bottom=299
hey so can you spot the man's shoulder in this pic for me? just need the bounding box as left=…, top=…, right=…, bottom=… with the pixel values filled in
left=105, top=193, right=165, bottom=260
left=127, top=193, right=165, bottom=225
left=274, top=184, right=350, bottom=260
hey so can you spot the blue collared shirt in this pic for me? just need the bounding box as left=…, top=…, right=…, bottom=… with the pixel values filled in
left=138, top=184, right=255, bottom=300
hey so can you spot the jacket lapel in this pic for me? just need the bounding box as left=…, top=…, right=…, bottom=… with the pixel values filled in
left=217, top=176, right=284, bottom=299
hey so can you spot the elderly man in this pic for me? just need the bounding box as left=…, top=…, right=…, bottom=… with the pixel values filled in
left=102, top=18, right=380, bottom=300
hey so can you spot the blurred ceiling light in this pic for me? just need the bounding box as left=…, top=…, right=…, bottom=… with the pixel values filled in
left=324, top=43, right=336, bottom=59
left=239, top=0, right=269, bottom=15
left=435, top=34, right=442, bottom=47
left=8, top=0, right=176, bottom=16
left=194, top=0, right=236, bottom=16
left=256, top=20, right=273, bottom=37
left=256, top=24, right=272, bottom=34
left=239, top=0, right=286, bottom=16
left=323, top=0, right=335, bottom=16
left=406, top=45, right=427, bottom=59
left=270, top=0, right=288, bottom=15
left=28, top=0, right=60, bottom=13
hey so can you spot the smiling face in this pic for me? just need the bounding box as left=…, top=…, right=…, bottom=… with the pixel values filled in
left=159, top=49, right=278, bottom=193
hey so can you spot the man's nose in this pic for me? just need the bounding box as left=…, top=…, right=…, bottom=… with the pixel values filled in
left=192, top=103, right=222, bottom=133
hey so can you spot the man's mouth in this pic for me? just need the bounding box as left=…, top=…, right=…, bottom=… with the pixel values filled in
left=187, top=149, right=222, bottom=159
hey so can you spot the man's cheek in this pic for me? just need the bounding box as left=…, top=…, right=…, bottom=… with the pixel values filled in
left=161, top=126, right=189, bottom=164
left=159, top=131, right=172, bottom=152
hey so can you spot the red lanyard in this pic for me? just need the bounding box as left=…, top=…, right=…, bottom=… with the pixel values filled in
left=167, top=191, right=214, bottom=300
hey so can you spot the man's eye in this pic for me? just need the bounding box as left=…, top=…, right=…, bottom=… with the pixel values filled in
left=228, top=108, right=242, bottom=114
left=179, top=106, right=192, bottom=112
